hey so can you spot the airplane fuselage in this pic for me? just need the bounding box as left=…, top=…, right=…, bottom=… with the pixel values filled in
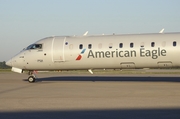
left=6, top=33, right=180, bottom=72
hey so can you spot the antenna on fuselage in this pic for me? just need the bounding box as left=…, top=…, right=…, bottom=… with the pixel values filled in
left=159, top=28, right=165, bottom=33
left=88, top=69, right=93, bottom=74
left=83, top=31, right=88, bottom=36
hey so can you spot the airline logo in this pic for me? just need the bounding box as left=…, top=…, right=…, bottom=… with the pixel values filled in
left=76, top=47, right=167, bottom=60
left=87, top=47, right=167, bottom=59
left=76, top=49, right=86, bottom=60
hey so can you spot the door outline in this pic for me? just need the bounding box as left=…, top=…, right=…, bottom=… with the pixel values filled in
left=52, top=37, right=66, bottom=62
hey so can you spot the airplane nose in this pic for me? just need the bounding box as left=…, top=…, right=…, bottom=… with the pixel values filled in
left=6, top=59, right=12, bottom=67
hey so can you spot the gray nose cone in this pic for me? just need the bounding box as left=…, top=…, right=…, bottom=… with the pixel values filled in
left=6, top=59, right=12, bottom=67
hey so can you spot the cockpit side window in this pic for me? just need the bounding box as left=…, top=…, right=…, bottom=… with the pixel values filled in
left=26, top=44, right=43, bottom=50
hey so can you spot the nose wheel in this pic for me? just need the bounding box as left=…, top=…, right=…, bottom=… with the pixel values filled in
left=28, top=76, right=36, bottom=83
left=28, top=71, right=37, bottom=83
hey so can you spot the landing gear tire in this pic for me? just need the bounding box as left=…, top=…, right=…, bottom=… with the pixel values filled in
left=28, top=76, right=36, bottom=83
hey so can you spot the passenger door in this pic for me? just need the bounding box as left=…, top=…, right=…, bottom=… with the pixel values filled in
left=52, top=37, right=66, bottom=62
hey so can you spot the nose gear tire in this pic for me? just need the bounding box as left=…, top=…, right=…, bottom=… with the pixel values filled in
left=28, top=76, right=35, bottom=83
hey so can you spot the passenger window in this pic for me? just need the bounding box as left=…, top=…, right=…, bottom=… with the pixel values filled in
left=130, top=43, right=134, bottom=48
left=173, top=41, right=177, bottom=46
left=109, top=43, right=113, bottom=49
left=119, top=43, right=123, bottom=48
left=88, top=44, right=92, bottom=49
left=151, top=42, right=155, bottom=47
left=79, top=44, right=83, bottom=49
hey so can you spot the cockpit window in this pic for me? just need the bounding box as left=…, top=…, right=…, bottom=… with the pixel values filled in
left=26, top=44, right=43, bottom=50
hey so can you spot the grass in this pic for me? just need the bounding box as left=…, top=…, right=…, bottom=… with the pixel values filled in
left=0, top=69, right=11, bottom=72
left=46, top=69, right=180, bottom=74
left=1, top=68, right=180, bottom=74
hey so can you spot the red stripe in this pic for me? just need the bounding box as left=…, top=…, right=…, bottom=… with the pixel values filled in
left=76, top=55, right=82, bottom=60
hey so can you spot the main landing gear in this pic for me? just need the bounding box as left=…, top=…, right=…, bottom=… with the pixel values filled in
left=28, top=71, right=37, bottom=83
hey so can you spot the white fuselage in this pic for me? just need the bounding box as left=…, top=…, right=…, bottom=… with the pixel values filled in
left=6, top=33, right=180, bottom=72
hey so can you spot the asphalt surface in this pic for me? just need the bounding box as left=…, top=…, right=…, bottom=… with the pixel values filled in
left=0, top=72, right=180, bottom=119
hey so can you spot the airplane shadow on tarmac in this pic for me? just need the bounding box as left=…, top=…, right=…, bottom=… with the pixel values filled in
left=23, top=76, right=180, bottom=82
left=18, top=76, right=180, bottom=119
left=1, top=108, right=180, bottom=119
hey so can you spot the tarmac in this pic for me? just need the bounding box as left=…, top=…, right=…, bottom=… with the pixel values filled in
left=0, top=72, right=180, bottom=119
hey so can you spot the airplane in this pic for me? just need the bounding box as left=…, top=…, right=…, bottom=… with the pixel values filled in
left=6, top=31, right=180, bottom=83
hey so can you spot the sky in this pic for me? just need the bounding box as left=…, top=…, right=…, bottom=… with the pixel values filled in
left=0, top=0, right=180, bottom=61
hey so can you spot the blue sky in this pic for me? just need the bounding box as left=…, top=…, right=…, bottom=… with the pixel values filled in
left=0, top=0, right=180, bottom=61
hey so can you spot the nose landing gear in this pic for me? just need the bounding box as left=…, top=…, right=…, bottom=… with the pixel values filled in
left=28, top=71, right=37, bottom=83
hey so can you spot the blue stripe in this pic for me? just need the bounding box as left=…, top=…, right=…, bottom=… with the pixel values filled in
left=81, top=49, right=86, bottom=54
